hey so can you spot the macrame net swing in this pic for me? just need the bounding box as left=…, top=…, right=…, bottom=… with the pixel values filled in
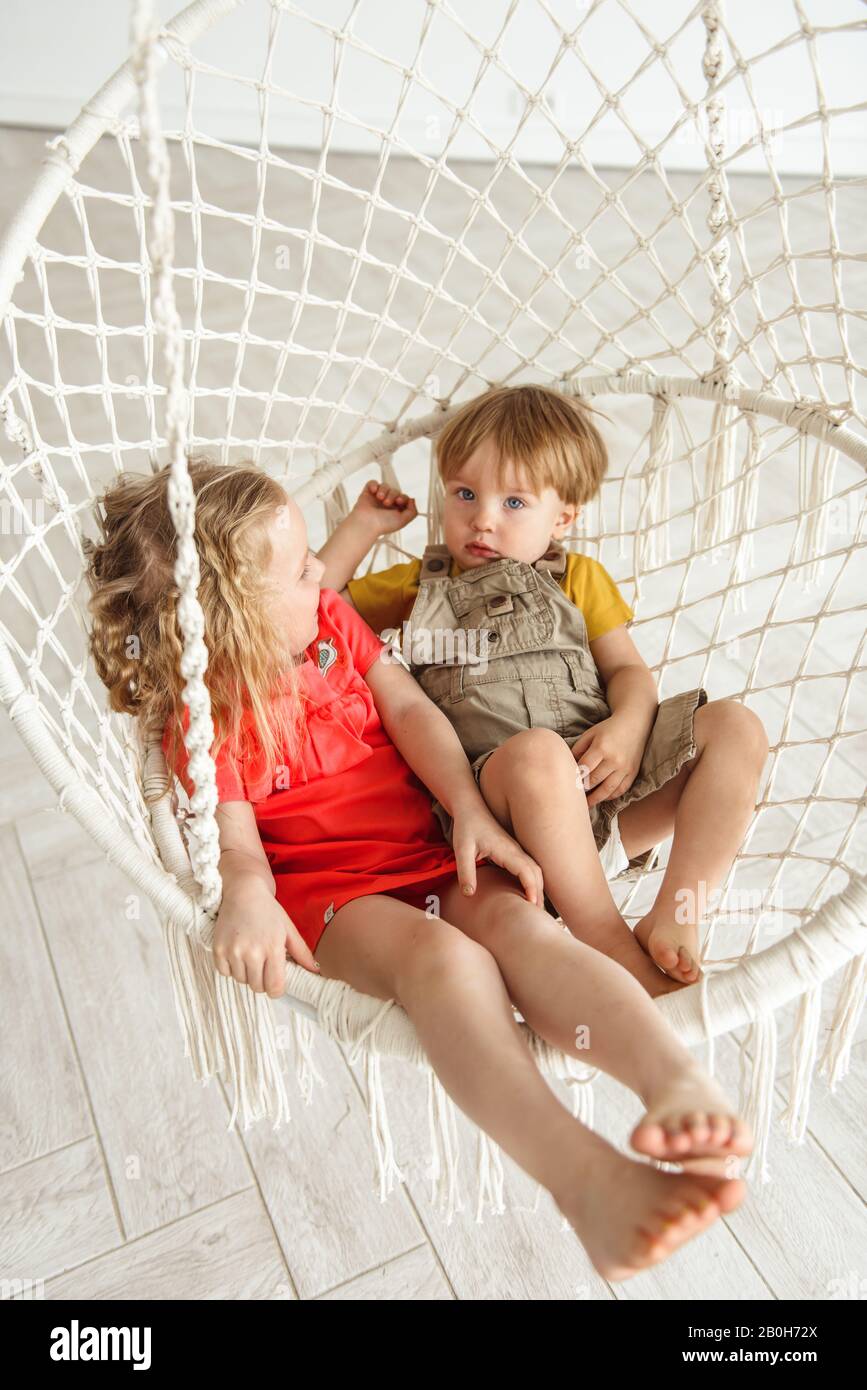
left=0, top=0, right=864, bottom=1225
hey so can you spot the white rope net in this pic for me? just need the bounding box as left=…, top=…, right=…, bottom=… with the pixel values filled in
left=0, top=0, right=865, bottom=1216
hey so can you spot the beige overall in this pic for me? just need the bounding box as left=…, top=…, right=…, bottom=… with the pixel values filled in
left=404, top=539, right=708, bottom=913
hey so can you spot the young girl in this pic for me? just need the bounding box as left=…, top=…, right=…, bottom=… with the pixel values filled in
left=85, top=456, right=753, bottom=1285
left=320, top=384, right=770, bottom=992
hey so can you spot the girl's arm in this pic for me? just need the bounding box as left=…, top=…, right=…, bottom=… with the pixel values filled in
left=364, top=651, right=544, bottom=903
left=216, top=801, right=277, bottom=899
left=316, top=481, right=417, bottom=590
left=214, top=802, right=321, bottom=985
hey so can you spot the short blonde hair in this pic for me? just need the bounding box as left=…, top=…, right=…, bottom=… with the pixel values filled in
left=434, top=383, right=612, bottom=508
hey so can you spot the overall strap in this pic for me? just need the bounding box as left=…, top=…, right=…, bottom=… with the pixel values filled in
left=418, top=543, right=453, bottom=582
left=533, top=539, right=568, bottom=580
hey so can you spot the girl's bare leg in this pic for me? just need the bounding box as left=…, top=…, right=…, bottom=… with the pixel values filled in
left=436, top=864, right=752, bottom=1170
left=621, top=699, right=770, bottom=983
left=313, top=885, right=748, bottom=1281
left=479, top=728, right=682, bottom=997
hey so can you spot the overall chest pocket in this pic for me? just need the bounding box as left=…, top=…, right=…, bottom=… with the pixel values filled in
left=447, top=569, right=554, bottom=655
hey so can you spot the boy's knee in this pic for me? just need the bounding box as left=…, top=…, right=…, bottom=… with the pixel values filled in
left=499, top=727, right=580, bottom=792
left=700, top=699, right=769, bottom=764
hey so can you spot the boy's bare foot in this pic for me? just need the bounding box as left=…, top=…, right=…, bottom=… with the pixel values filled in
left=603, top=938, right=690, bottom=999
left=634, top=912, right=702, bottom=984
left=559, top=914, right=692, bottom=998
left=629, top=956, right=688, bottom=999
left=555, top=1144, right=747, bottom=1282
left=631, top=1066, right=754, bottom=1165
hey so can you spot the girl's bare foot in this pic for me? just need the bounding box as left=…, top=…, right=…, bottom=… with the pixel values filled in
left=634, top=912, right=702, bottom=984
left=631, top=1066, right=754, bottom=1167
left=555, top=1144, right=747, bottom=1282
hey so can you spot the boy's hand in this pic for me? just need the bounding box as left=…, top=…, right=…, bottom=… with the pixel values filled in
left=450, top=804, right=544, bottom=906
left=213, top=879, right=321, bottom=998
left=571, top=713, right=644, bottom=808
left=352, top=479, right=418, bottom=537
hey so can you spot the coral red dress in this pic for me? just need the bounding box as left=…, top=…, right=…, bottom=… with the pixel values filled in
left=164, top=587, right=483, bottom=953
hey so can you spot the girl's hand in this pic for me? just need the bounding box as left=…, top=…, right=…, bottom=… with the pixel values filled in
left=450, top=804, right=545, bottom=906
left=213, top=880, right=320, bottom=998
left=571, top=714, right=644, bottom=808
left=352, top=479, right=418, bottom=537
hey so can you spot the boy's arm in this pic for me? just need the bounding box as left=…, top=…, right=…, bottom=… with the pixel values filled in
left=589, top=625, right=658, bottom=738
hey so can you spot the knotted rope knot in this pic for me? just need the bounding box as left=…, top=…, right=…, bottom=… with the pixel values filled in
left=0, top=394, right=34, bottom=454
left=106, top=115, right=139, bottom=138
left=702, top=2, right=724, bottom=76
left=43, top=135, right=76, bottom=173
left=159, top=30, right=192, bottom=68
left=699, top=364, right=739, bottom=400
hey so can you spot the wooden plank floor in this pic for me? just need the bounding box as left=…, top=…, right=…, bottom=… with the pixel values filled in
left=1, top=125, right=865, bottom=1299
left=2, top=704, right=865, bottom=1301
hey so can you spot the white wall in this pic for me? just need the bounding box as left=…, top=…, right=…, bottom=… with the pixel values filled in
left=1, top=0, right=864, bottom=175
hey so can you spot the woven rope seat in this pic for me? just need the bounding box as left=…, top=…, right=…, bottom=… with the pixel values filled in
left=0, top=0, right=864, bottom=1221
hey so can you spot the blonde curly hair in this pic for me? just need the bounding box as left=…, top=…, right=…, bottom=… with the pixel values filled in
left=84, top=456, right=310, bottom=806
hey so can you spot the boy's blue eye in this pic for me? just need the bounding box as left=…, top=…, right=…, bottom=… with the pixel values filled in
left=505, top=497, right=524, bottom=509
left=457, top=487, right=474, bottom=501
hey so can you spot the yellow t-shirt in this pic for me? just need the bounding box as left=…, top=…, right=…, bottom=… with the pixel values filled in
left=346, top=551, right=634, bottom=644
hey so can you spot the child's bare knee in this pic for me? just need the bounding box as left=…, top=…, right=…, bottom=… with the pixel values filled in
left=397, top=919, right=492, bottom=992
left=474, top=894, right=565, bottom=967
left=500, top=727, right=579, bottom=793
left=700, top=699, right=769, bottom=765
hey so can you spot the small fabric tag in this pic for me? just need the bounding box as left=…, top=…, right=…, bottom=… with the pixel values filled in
left=486, top=593, right=514, bottom=616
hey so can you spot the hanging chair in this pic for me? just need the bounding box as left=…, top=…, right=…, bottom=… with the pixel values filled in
left=0, top=0, right=865, bottom=1225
